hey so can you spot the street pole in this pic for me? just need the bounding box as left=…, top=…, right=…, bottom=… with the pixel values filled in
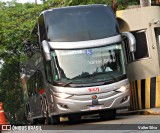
left=139, top=0, right=151, bottom=7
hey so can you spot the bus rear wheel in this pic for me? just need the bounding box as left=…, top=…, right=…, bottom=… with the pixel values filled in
left=99, top=109, right=116, bottom=120
left=38, top=118, right=45, bottom=124
left=30, top=119, right=38, bottom=125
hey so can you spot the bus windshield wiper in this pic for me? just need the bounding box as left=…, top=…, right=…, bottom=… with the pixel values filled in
left=63, top=81, right=73, bottom=87
left=102, top=74, right=118, bottom=85
left=108, top=73, right=118, bottom=82
left=73, top=73, right=92, bottom=79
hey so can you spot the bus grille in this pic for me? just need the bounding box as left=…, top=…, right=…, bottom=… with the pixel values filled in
left=70, top=91, right=118, bottom=101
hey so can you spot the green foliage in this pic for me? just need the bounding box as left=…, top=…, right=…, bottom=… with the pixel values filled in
left=62, top=0, right=111, bottom=6
left=0, top=59, right=22, bottom=115
left=117, top=0, right=139, bottom=9
left=0, top=1, right=46, bottom=123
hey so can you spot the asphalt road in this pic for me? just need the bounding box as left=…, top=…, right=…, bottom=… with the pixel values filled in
left=3, top=114, right=160, bottom=133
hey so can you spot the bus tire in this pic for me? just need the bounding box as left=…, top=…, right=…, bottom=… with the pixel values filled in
left=51, top=116, right=60, bottom=125
left=47, top=116, right=60, bottom=125
left=68, top=114, right=81, bottom=123
left=38, top=118, right=45, bottom=124
left=99, top=109, right=116, bottom=120
left=46, top=115, right=51, bottom=125
left=30, top=119, right=38, bottom=125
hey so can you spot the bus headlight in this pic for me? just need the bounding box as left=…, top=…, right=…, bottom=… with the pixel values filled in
left=115, top=84, right=129, bottom=92
left=55, top=93, right=73, bottom=99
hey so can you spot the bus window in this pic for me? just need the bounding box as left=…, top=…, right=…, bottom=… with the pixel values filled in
left=31, top=74, right=36, bottom=95
left=27, top=79, right=32, bottom=97
left=36, top=71, right=44, bottom=92
left=45, top=6, right=119, bottom=42
left=44, top=61, right=53, bottom=83
left=123, top=36, right=134, bottom=63
left=38, top=15, right=47, bottom=42
left=50, top=43, right=126, bottom=84
left=27, top=75, right=36, bottom=96
left=131, top=30, right=149, bottom=60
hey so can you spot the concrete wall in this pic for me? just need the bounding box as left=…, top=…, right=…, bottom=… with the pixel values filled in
left=116, top=6, right=160, bottom=109
left=117, top=6, right=160, bottom=81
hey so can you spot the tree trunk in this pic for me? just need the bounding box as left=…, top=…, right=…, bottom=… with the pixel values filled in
left=35, top=0, right=37, bottom=4
left=139, top=0, right=151, bottom=7
left=112, top=0, right=118, bottom=13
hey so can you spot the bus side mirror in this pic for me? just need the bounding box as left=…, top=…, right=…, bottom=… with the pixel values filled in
left=42, top=40, right=51, bottom=61
left=122, top=32, right=136, bottom=53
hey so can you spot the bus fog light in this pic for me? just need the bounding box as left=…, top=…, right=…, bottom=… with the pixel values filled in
left=57, top=103, right=69, bottom=109
left=55, top=93, right=72, bottom=99
left=120, top=96, right=129, bottom=103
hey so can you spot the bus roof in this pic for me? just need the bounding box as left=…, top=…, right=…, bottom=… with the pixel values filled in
left=40, top=4, right=110, bottom=16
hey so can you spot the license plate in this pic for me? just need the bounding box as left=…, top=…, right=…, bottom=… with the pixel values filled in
left=88, top=105, right=103, bottom=110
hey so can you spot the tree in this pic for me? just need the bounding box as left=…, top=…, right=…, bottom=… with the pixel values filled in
left=0, top=1, right=46, bottom=123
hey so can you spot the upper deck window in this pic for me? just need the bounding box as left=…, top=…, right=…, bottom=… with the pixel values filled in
left=44, top=6, right=119, bottom=42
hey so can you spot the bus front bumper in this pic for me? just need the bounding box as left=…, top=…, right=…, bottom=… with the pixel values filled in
left=50, top=89, right=130, bottom=116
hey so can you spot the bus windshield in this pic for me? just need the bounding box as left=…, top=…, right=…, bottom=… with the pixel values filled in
left=45, top=5, right=119, bottom=42
left=51, top=43, right=126, bottom=84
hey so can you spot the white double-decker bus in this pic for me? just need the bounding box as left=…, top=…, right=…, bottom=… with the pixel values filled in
left=21, top=4, right=135, bottom=125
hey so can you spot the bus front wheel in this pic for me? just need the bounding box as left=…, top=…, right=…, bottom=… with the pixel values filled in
left=99, top=109, right=116, bottom=120
left=68, top=114, right=81, bottom=123
left=46, top=115, right=60, bottom=125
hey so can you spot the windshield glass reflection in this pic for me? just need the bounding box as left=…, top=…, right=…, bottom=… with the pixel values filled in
left=51, top=43, right=126, bottom=84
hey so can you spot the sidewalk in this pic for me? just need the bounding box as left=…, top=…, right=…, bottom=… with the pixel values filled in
left=139, top=108, right=160, bottom=115
left=117, top=108, right=160, bottom=116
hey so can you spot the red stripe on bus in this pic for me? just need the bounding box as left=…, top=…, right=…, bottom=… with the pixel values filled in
left=39, top=88, right=45, bottom=94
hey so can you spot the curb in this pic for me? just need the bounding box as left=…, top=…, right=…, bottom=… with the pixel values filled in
left=117, top=110, right=139, bottom=116
left=117, top=108, right=160, bottom=116
left=139, top=108, right=160, bottom=115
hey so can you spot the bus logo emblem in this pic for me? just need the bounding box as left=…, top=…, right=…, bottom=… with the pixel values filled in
left=88, top=87, right=99, bottom=93
left=92, top=95, right=97, bottom=99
